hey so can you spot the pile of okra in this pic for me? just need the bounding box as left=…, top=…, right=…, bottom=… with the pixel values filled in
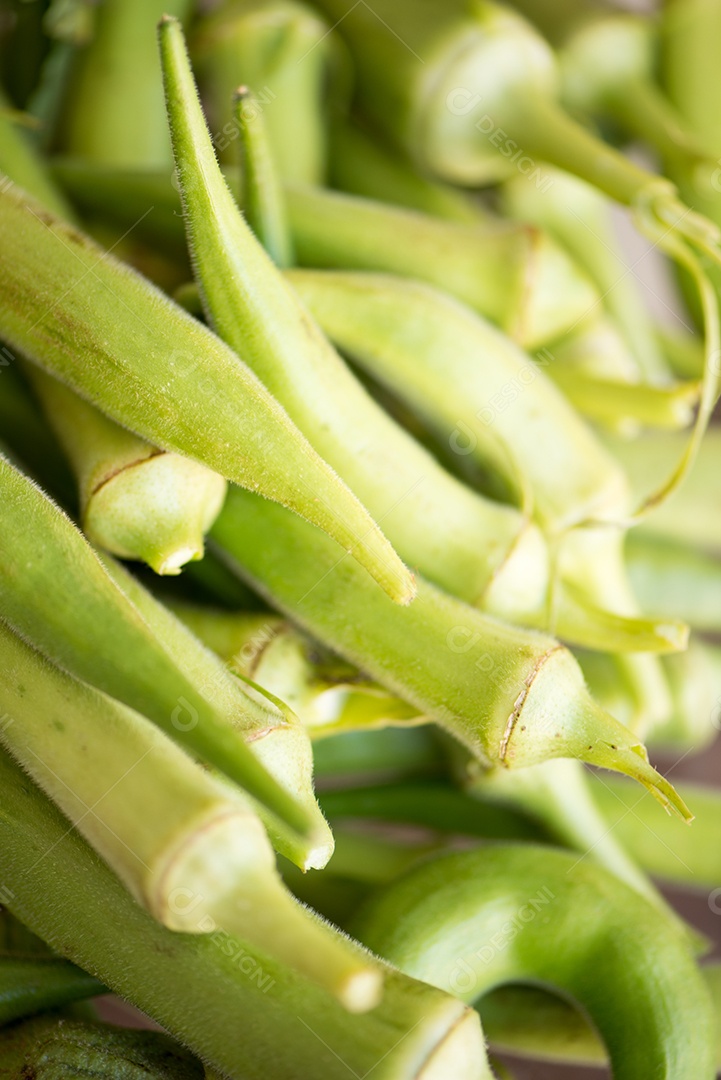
left=3, top=0, right=721, bottom=1077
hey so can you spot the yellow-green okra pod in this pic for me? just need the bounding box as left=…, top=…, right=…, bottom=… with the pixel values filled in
left=286, top=183, right=599, bottom=351
left=160, top=15, right=550, bottom=625
left=0, top=751, right=488, bottom=1080
left=0, top=621, right=374, bottom=1008
left=0, top=182, right=413, bottom=605
left=191, top=0, right=332, bottom=184
left=98, top=554, right=333, bottom=869
left=212, top=485, right=688, bottom=814
left=25, top=366, right=228, bottom=575
left=59, top=0, right=191, bottom=169
left=352, top=845, right=716, bottom=1078
left=0, top=456, right=313, bottom=845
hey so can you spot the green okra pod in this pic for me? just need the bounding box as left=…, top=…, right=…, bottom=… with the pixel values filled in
left=59, top=0, right=192, bottom=169
left=0, top=1015, right=205, bottom=1079
left=627, top=532, right=721, bottom=633
left=0, top=958, right=103, bottom=1027
left=352, top=845, right=716, bottom=1079
left=0, top=181, right=413, bottom=604
left=191, top=0, right=332, bottom=184
left=606, top=428, right=721, bottom=554
left=0, top=91, right=73, bottom=222
left=98, top=555, right=333, bottom=868
left=328, top=120, right=490, bottom=222
left=160, top=15, right=550, bottom=626
left=286, top=183, right=599, bottom=351
left=211, top=485, right=689, bottom=816
left=0, top=750, right=488, bottom=1080
left=546, top=366, right=700, bottom=433
left=285, top=268, right=629, bottom=530
left=0, top=619, right=371, bottom=1006
left=0, top=456, right=313, bottom=844
left=25, top=365, right=228, bottom=575
left=233, top=87, right=294, bottom=268
left=0, top=92, right=234, bottom=577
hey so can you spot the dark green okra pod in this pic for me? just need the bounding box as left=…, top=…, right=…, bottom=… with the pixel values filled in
left=352, top=845, right=716, bottom=1078
left=0, top=1015, right=204, bottom=1079
left=0, top=958, right=103, bottom=1027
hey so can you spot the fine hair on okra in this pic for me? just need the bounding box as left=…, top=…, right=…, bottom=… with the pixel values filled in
left=0, top=617, right=373, bottom=1009
left=0, top=748, right=488, bottom=1080
left=0, top=180, right=414, bottom=605
left=351, top=845, right=716, bottom=1078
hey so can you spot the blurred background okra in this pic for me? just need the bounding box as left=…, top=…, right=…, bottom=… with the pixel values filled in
left=2, top=0, right=721, bottom=1076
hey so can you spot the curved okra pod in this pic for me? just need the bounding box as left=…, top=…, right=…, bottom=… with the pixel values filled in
left=0, top=183, right=413, bottom=605
left=0, top=750, right=488, bottom=1080
left=0, top=456, right=315, bottom=846
left=352, top=845, right=716, bottom=1079
left=159, top=15, right=550, bottom=626
left=191, top=0, right=332, bottom=184
left=0, top=621, right=373, bottom=1007
left=0, top=1016, right=204, bottom=1077
left=479, top=967, right=721, bottom=1070
left=25, top=365, right=228, bottom=575
left=286, top=183, right=599, bottom=350
left=0, top=958, right=103, bottom=1027
left=212, top=485, right=690, bottom=815
left=98, top=555, right=333, bottom=868
left=59, top=0, right=191, bottom=169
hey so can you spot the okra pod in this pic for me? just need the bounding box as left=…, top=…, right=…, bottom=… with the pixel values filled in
left=0, top=182, right=413, bottom=604
left=0, top=958, right=103, bottom=1027
left=99, top=555, right=333, bottom=868
left=26, top=365, right=228, bottom=574
left=502, top=167, right=669, bottom=381
left=160, top=16, right=550, bottom=625
left=0, top=1016, right=204, bottom=1079
left=353, top=845, right=716, bottom=1078
left=0, top=456, right=313, bottom=843
left=0, top=90, right=73, bottom=221
left=212, top=485, right=689, bottom=815
left=233, top=87, right=294, bottom=267
left=59, top=0, right=191, bottom=169
left=0, top=620, right=369, bottom=1005
left=286, top=183, right=599, bottom=351
left=191, top=0, right=331, bottom=184
left=0, top=750, right=487, bottom=1080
